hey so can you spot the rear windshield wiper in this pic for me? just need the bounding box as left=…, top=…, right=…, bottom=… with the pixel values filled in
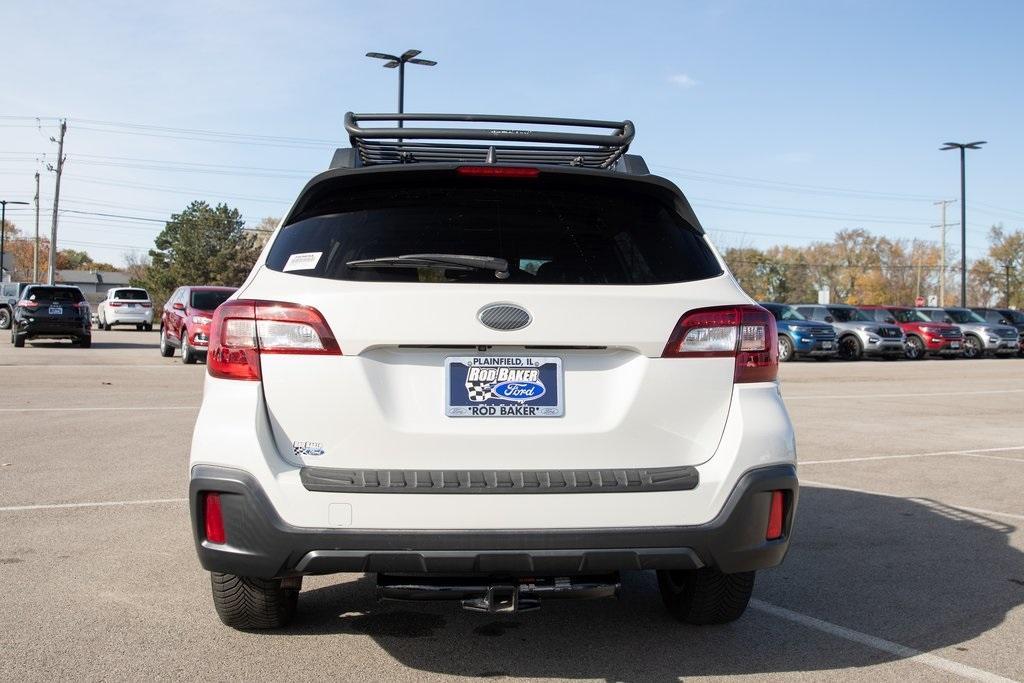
left=346, top=253, right=510, bottom=279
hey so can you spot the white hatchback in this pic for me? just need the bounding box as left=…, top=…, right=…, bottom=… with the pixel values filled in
left=188, top=113, right=798, bottom=629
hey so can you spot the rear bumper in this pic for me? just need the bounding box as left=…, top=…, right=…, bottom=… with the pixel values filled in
left=16, top=320, right=89, bottom=336
left=189, top=463, right=798, bottom=579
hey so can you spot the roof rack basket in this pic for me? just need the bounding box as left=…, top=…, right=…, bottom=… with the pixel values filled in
left=344, top=112, right=634, bottom=169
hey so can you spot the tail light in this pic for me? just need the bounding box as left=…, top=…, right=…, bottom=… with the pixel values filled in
left=457, top=166, right=540, bottom=178
left=109, top=302, right=124, bottom=307
left=207, top=299, right=341, bottom=381
left=662, top=305, right=778, bottom=383
left=203, top=492, right=226, bottom=544
left=141, top=302, right=152, bottom=308
left=766, top=490, right=786, bottom=540
left=17, top=299, right=38, bottom=309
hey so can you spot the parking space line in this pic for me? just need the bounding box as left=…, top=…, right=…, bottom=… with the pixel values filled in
left=800, top=479, right=1024, bottom=521
left=0, top=364, right=180, bottom=369
left=801, top=445, right=1024, bottom=465
left=0, top=498, right=187, bottom=512
left=750, top=599, right=1017, bottom=683
left=0, top=406, right=198, bottom=413
left=784, top=388, right=1024, bottom=401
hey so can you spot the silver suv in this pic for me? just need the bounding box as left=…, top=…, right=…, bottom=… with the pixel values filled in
left=916, top=307, right=1019, bottom=358
left=796, top=304, right=905, bottom=360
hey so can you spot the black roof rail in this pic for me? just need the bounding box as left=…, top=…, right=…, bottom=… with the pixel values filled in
left=343, top=112, right=635, bottom=170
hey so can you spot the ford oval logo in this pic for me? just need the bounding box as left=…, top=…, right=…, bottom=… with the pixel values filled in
left=478, top=303, right=531, bottom=331
left=491, top=380, right=546, bottom=402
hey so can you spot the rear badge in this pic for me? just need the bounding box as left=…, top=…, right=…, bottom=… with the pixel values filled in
left=293, top=441, right=325, bottom=457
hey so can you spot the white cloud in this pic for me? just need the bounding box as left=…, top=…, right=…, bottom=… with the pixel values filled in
left=668, top=73, right=700, bottom=89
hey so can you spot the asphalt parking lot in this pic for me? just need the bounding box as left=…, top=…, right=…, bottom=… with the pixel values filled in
left=1, top=329, right=1022, bottom=682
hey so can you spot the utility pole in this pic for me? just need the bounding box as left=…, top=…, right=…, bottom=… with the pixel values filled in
left=1006, top=263, right=1013, bottom=308
left=932, top=199, right=956, bottom=307
left=47, top=120, right=67, bottom=286
left=33, top=172, right=40, bottom=283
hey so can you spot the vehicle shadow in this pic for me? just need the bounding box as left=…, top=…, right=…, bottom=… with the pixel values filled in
left=285, top=486, right=1024, bottom=680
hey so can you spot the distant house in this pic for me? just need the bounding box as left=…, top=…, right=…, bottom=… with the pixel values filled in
left=56, top=270, right=132, bottom=302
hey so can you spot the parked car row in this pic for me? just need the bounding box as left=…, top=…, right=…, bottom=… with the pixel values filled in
left=7, top=284, right=238, bottom=360
left=761, top=302, right=1022, bottom=361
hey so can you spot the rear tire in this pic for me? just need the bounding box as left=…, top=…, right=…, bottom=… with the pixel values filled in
left=78, top=335, right=91, bottom=348
left=0, top=307, right=11, bottom=330
left=181, top=335, right=197, bottom=364
left=13, top=332, right=26, bottom=348
left=159, top=326, right=174, bottom=357
left=210, top=572, right=300, bottom=630
left=144, top=323, right=153, bottom=332
left=136, top=324, right=143, bottom=331
left=657, top=567, right=755, bottom=625
left=778, top=335, right=794, bottom=362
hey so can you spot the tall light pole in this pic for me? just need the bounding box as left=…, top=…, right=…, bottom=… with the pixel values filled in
left=940, top=141, right=986, bottom=307
left=365, top=49, right=437, bottom=127
left=0, top=199, right=31, bottom=282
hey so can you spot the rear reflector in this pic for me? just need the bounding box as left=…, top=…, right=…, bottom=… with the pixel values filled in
left=662, top=305, right=779, bottom=383
left=457, top=166, right=540, bottom=178
left=204, top=492, right=226, bottom=544
left=207, top=299, right=341, bottom=381
left=766, top=490, right=785, bottom=540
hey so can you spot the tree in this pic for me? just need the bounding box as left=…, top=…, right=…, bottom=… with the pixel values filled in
left=123, top=250, right=151, bottom=286
left=1, top=220, right=50, bottom=282
left=141, top=201, right=260, bottom=308
left=984, top=224, right=1024, bottom=307
left=248, top=216, right=279, bottom=249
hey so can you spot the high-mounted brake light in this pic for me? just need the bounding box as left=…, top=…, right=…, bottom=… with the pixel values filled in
left=207, top=299, right=341, bottom=381
left=662, top=305, right=778, bottom=383
left=457, top=166, right=540, bottom=178
left=203, top=492, right=226, bottom=544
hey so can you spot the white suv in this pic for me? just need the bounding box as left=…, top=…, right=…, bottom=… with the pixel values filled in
left=189, top=113, right=797, bottom=629
left=97, top=287, right=154, bottom=331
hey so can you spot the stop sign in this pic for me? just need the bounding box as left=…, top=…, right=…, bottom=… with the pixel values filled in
left=915, top=296, right=925, bottom=307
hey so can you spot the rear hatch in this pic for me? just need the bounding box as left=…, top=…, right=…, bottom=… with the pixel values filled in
left=22, top=287, right=86, bottom=326
left=243, top=170, right=750, bottom=471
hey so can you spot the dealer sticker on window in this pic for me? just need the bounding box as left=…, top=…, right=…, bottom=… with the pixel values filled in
left=283, top=251, right=322, bottom=272
left=445, top=356, right=563, bottom=417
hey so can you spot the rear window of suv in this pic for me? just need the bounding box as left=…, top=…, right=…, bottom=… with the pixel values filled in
left=267, top=182, right=722, bottom=285
left=113, top=289, right=149, bottom=300
left=26, top=287, right=84, bottom=303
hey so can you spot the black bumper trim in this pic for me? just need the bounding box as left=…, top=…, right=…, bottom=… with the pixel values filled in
left=189, top=463, right=798, bottom=579
left=300, top=465, right=699, bottom=494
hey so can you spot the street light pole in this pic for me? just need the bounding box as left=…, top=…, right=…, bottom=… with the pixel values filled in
left=940, top=140, right=986, bottom=307
left=365, top=49, right=438, bottom=127
left=0, top=199, right=31, bottom=282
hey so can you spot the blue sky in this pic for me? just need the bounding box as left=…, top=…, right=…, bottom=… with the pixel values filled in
left=1, top=0, right=1022, bottom=267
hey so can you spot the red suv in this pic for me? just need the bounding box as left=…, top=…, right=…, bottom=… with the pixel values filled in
left=859, top=305, right=963, bottom=359
left=159, top=286, right=237, bottom=363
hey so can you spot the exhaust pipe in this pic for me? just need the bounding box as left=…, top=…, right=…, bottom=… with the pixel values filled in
left=376, top=573, right=621, bottom=613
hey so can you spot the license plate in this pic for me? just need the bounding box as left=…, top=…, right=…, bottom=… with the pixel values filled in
left=950, top=342, right=961, bottom=349
left=126, top=303, right=137, bottom=308
left=48, top=306, right=63, bottom=315
left=445, top=356, right=563, bottom=417
left=821, top=341, right=833, bottom=349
